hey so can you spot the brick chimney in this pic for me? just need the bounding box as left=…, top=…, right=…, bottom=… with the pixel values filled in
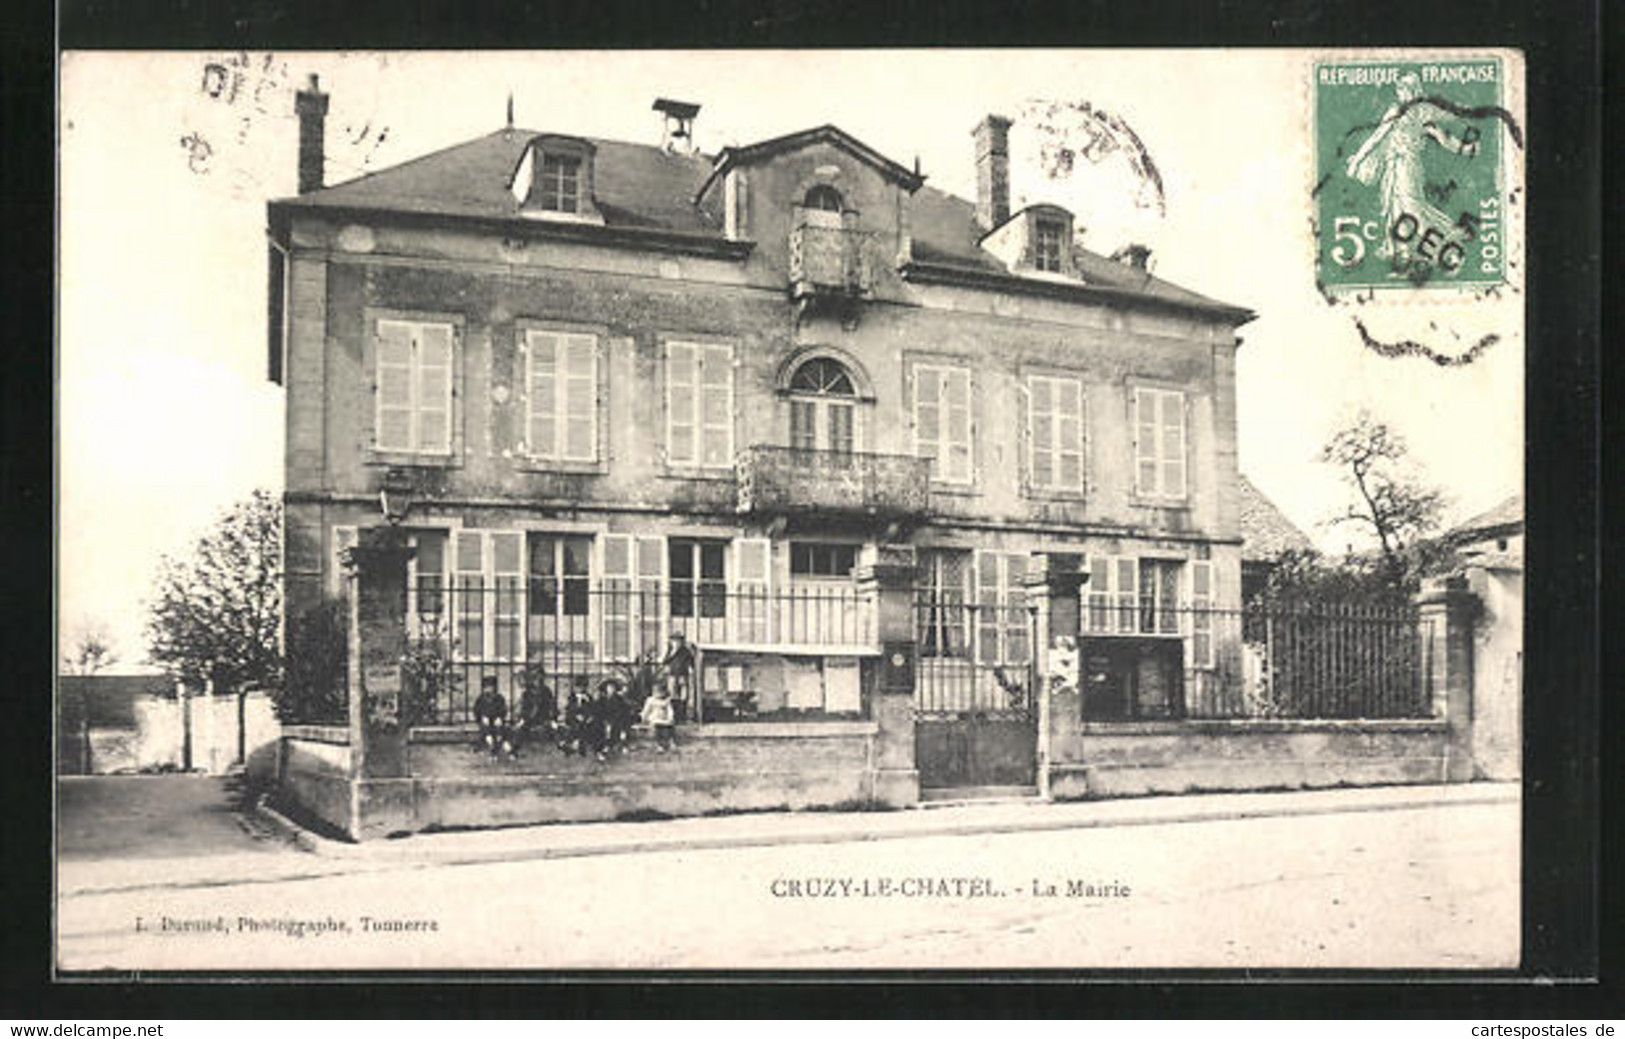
left=973, top=114, right=1012, bottom=232
left=294, top=73, right=329, bottom=194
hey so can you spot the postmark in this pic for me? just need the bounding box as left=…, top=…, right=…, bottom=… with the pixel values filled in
left=1314, top=57, right=1515, bottom=294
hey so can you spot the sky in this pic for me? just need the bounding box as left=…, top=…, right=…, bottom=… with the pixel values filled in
left=58, top=50, right=1524, bottom=669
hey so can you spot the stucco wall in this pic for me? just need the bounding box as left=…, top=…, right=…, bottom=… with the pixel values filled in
left=277, top=728, right=354, bottom=835
left=1467, top=565, right=1521, bottom=779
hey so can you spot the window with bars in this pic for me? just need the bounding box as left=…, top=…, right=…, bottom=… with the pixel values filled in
left=667, top=341, right=734, bottom=468
left=913, top=364, right=972, bottom=484
left=374, top=319, right=455, bottom=455
left=917, top=548, right=972, bottom=659
left=975, top=551, right=1030, bottom=667
left=1133, top=387, right=1188, bottom=499
left=1029, top=374, right=1086, bottom=492
left=523, top=330, right=598, bottom=463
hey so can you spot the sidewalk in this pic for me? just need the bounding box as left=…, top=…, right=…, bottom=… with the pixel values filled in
left=60, top=780, right=1516, bottom=897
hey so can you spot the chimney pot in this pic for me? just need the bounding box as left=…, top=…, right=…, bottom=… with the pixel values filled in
left=973, top=114, right=1012, bottom=232
left=294, top=73, right=330, bottom=194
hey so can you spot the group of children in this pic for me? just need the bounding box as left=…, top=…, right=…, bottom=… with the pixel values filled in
left=472, top=632, right=691, bottom=761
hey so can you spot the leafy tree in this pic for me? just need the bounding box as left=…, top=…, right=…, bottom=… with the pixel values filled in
left=280, top=598, right=348, bottom=724
left=145, top=490, right=282, bottom=694
left=1319, top=412, right=1449, bottom=592
left=62, top=622, right=118, bottom=676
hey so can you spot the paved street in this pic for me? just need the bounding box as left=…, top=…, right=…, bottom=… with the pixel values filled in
left=57, top=788, right=1518, bottom=971
left=58, top=774, right=284, bottom=862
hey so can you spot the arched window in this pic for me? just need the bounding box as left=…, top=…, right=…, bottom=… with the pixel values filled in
left=788, top=357, right=858, bottom=455
left=802, top=185, right=845, bottom=229
left=804, top=185, right=843, bottom=213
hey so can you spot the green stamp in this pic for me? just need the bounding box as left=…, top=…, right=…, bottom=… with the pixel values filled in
left=1315, top=57, right=1513, bottom=293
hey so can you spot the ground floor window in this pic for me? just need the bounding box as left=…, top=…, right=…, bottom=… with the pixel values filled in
left=791, top=542, right=858, bottom=578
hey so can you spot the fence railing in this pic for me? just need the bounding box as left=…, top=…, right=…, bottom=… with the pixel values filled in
left=400, top=581, right=876, bottom=724
left=1074, top=600, right=1431, bottom=721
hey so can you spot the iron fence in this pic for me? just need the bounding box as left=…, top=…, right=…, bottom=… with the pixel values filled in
left=1076, top=600, right=1431, bottom=721
left=912, top=596, right=1039, bottom=719
left=399, top=581, right=876, bottom=724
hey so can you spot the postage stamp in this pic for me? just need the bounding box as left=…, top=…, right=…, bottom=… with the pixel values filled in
left=1314, top=56, right=1513, bottom=294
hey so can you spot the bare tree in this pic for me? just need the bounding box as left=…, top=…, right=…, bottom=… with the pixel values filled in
left=145, top=490, right=283, bottom=695
left=1320, top=411, right=1447, bottom=589
left=62, top=622, right=118, bottom=675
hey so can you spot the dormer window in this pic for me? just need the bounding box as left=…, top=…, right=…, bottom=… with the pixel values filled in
left=1034, top=218, right=1065, bottom=273
left=538, top=154, right=581, bottom=212
left=511, top=135, right=601, bottom=223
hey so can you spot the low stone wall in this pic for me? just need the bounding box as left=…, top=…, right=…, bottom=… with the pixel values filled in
left=1048, top=717, right=1453, bottom=800
left=278, top=712, right=917, bottom=841
left=277, top=726, right=353, bottom=835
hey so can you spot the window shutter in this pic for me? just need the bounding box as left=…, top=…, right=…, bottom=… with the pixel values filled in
left=944, top=368, right=971, bottom=483
left=1115, top=556, right=1139, bottom=633
left=563, top=334, right=597, bottom=461
left=1161, top=391, right=1186, bottom=498
left=490, top=532, right=524, bottom=660
left=375, top=321, right=414, bottom=452
left=1057, top=378, right=1084, bottom=491
left=1134, top=388, right=1158, bottom=495
left=667, top=342, right=696, bottom=464
left=1086, top=552, right=1112, bottom=632
left=1190, top=560, right=1214, bottom=668
left=635, top=535, right=667, bottom=656
left=1030, top=376, right=1054, bottom=488
left=914, top=366, right=941, bottom=472
left=732, top=537, right=771, bottom=643
left=415, top=323, right=453, bottom=453
left=975, top=550, right=1001, bottom=665
left=601, top=534, right=633, bottom=659
left=527, top=331, right=559, bottom=459
left=699, top=344, right=733, bottom=467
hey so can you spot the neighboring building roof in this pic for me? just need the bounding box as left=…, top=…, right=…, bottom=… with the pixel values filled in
left=1238, top=475, right=1316, bottom=563
left=58, top=674, right=173, bottom=728
left=270, top=125, right=1251, bottom=321
left=1449, top=494, right=1523, bottom=543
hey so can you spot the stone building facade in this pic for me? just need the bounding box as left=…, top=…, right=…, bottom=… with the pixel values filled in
left=267, top=79, right=1255, bottom=780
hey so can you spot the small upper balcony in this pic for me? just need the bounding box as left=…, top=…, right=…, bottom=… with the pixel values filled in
left=736, top=445, right=930, bottom=524
left=788, top=216, right=874, bottom=326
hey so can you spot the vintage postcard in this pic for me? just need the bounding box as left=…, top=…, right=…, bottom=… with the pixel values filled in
left=56, top=48, right=1525, bottom=972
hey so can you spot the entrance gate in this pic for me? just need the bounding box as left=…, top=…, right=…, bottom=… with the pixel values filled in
left=913, top=597, right=1039, bottom=790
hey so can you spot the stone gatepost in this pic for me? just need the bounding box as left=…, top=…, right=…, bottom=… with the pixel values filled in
left=343, top=529, right=417, bottom=839
left=854, top=545, right=920, bottom=807
left=1415, top=574, right=1481, bottom=783
left=1022, top=557, right=1088, bottom=800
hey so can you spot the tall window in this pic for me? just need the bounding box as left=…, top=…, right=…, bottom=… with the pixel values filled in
left=524, top=330, right=598, bottom=462
left=976, top=551, right=1030, bottom=667
left=527, top=534, right=592, bottom=654
left=803, top=185, right=844, bottom=228
left=1139, top=559, right=1183, bottom=636
left=375, top=319, right=454, bottom=454
left=1029, top=374, right=1086, bottom=492
left=453, top=530, right=523, bottom=661
left=1133, top=387, right=1187, bottom=498
left=538, top=154, right=581, bottom=213
left=1034, top=219, right=1065, bottom=272
left=667, top=342, right=734, bottom=468
left=669, top=538, right=727, bottom=626
left=913, top=364, right=972, bottom=484
left=788, top=357, right=857, bottom=455
left=918, top=549, right=971, bottom=658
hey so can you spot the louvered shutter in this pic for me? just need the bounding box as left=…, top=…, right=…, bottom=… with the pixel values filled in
left=526, top=331, right=559, bottom=459
left=699, top=344, right=733, bottom=467
left=732, top=537, right=771, bottom=644
left=914, top=366, right=942, bottom=474
left=1134, top=388, right=1159, bottom=495
left=1161, top=391, right=1186, bottom=498
left=943, top=368, right=971, bottom=483
left=1057, top=378, right=1085, bottom=491
left=563, top=334, right=596, bottom=461
left=1031, top=376, right=1055, bottom=488
left=415, top=323, right=453, bottom=453
left=667, top=343, right=696, bottom=464
left=375, top=321, right=414, bottom=452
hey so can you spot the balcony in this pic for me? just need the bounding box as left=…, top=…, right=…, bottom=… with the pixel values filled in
left=737, top=445, right=930, bottom=523
left=788, top=220, right=873, bottom=327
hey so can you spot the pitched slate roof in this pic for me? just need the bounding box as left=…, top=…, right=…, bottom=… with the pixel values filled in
left=272, top=126, right=1250, bottom=320
left=1449, top=494, right=1523, bottom=542
left=1238, top=475, right=1316, bottom=563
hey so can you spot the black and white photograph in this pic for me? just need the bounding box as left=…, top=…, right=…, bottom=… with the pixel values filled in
left=54, top=47, right=1532, bottom=973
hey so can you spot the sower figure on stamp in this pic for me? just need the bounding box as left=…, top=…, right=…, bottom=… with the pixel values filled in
left=1346, top=70, right=1482, bottom=261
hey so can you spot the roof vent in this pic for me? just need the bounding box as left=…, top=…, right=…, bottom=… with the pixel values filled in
left=653, top=98, right=701, bottom=154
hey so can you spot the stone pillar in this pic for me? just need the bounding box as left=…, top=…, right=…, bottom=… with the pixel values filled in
left=1415, top=574, right=1481, bottom=782
left=854, top=545, right=919, bottom=807
left=343, top=528, right=416, bottom=839
left=1023, top=557, right=1088, bottom=800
